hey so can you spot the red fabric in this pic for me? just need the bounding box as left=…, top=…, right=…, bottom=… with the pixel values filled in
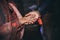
left=38, top=18, right=43, bottom=25
left=11, top=22, right=17, bottom=27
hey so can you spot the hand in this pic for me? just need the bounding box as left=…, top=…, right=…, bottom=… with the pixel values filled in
left=25, top=11, right=41, bottom=23
left=19, top=16, right=37, bottom=25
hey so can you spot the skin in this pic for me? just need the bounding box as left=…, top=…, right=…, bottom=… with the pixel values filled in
left=9, top=3, right=40, bottom=39
left=0, top=2, right=40, bottom=40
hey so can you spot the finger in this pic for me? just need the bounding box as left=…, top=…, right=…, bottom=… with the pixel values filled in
left=25, top=13, right=31, bottom=17
left=28, top=20, right=34, bottom=24
left=30, top=18, right=37, bottom=23
left=25, top=22, right=29, bottom=25
left=33, top=18, right=37, bottom=22
left=30, top=21, right=34, bottom=24
left=9, top=3, right=22, bottom=19
left=28, top=21, right=34, bottom=24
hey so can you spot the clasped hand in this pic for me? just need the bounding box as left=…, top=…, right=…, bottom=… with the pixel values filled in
left=20, top=11, right=40, bottom=25
left=9, top=3, right=40, bottom=25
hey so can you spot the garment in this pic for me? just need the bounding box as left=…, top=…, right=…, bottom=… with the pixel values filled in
left=40, top=0, right=60, bottom=40
left=0, top=3, right=11, bottom=40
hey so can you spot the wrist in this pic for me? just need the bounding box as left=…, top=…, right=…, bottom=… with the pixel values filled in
left=19, top=18, right=26, bottom=25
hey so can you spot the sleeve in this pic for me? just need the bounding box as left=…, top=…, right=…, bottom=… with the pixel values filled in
left=22, top=0, right=39, bottom=13
left=38, top=2, right=48, bottom=16
left=38, top=0, right=53, bottom=16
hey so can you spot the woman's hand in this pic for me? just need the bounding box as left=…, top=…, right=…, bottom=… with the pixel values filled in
left=19, top=16, right=37, bottom=25
left=25, top=11, right=41, bottom=23
left=19, top=11, right=41, bottom=25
